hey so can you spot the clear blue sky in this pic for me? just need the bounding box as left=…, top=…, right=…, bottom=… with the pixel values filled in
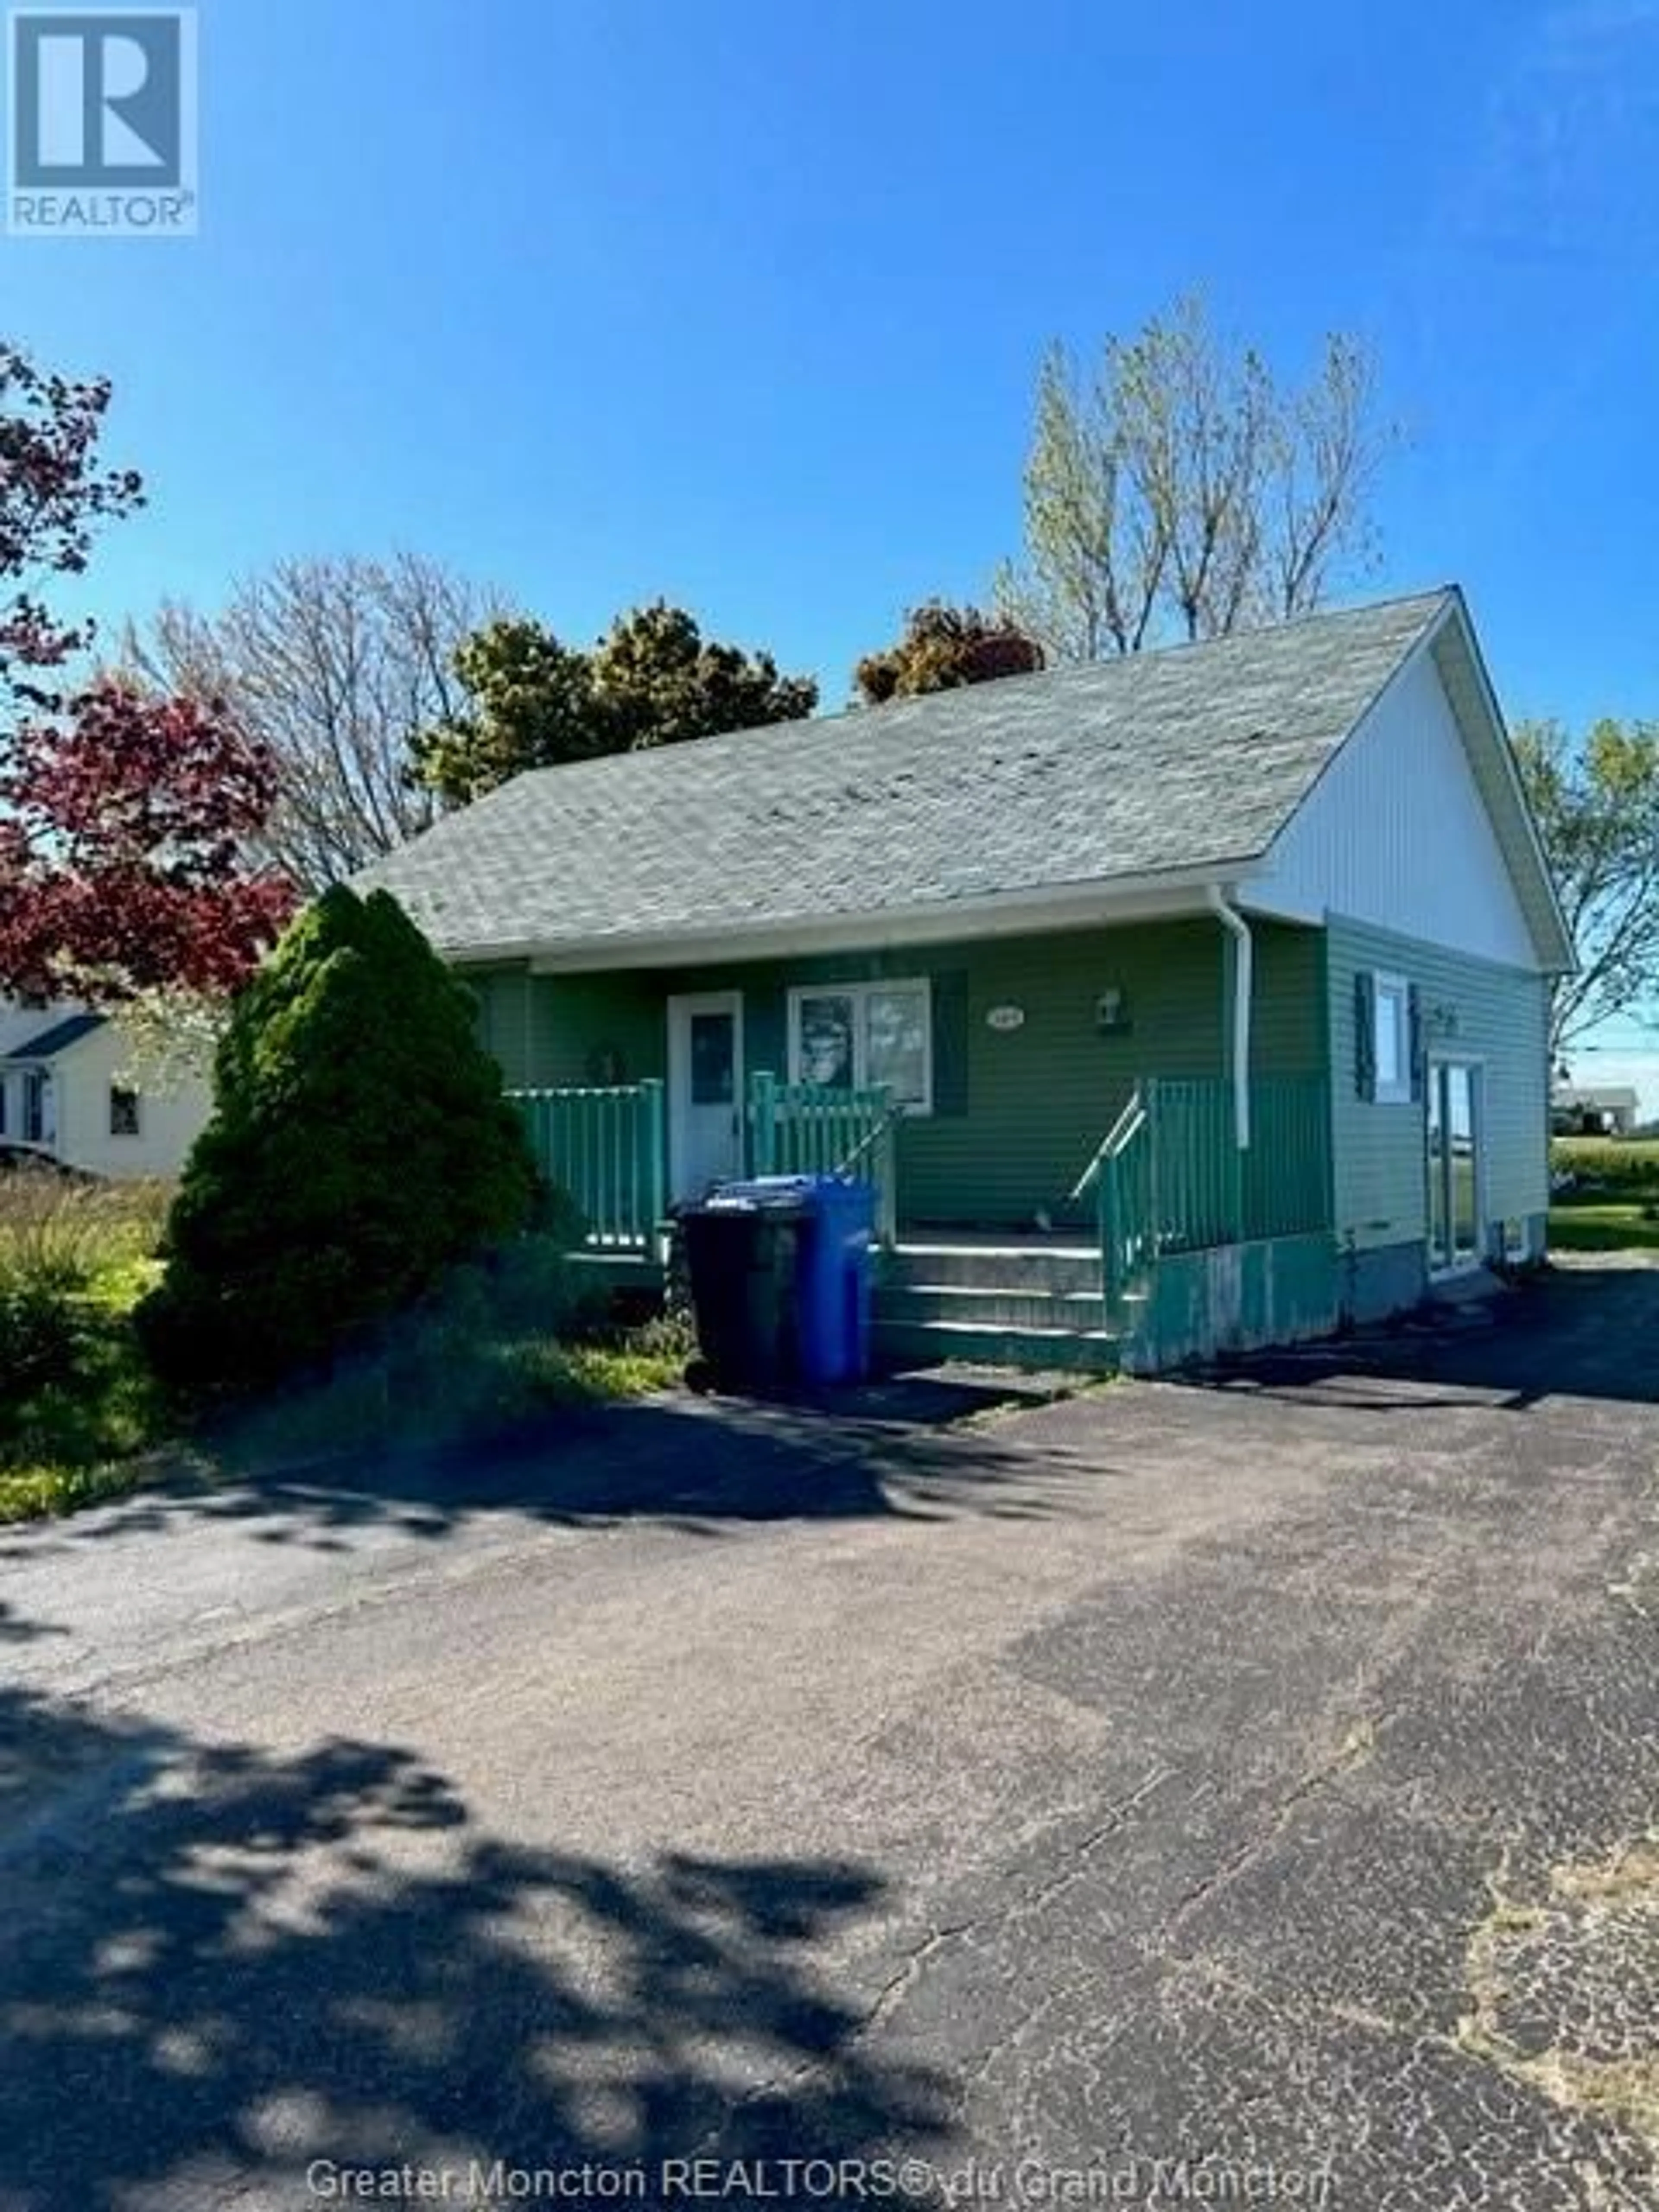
left=8, top=1, right=1658, bottom=1069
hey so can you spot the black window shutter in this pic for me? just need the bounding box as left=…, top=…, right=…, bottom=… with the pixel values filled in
left=745, top=985, right=786, bottom=1086
left=1354, top=971, right=1376, bottom=1101
left=1408, top=983, right=1425, bottom=1103
left=932, top=970, right=970, bottom=1116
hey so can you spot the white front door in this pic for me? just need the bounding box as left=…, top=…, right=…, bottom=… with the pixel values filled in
left=667, top=991, right=745, bottom=1202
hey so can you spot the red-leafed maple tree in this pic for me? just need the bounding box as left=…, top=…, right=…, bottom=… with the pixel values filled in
left=0, top=341, right=295, bottom=1003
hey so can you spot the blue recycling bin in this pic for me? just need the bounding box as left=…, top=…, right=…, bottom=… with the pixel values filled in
left=689, top=1173, right=875, bottom=1390
left=795, top=1174, right=877, bottom=1386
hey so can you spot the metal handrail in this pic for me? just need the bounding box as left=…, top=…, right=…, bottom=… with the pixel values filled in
left=834, top=1093, right=906, bottom=1177
left=1069, top=1086, right=1147, bottom=1204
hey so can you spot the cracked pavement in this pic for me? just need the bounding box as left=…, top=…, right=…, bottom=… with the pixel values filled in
left=1, top=1259, right=1657, bottom=2209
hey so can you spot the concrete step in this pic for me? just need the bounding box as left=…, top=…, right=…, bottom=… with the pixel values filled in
left=874, top=1316, right=1120, bottom=1376
left=885, top=1242, right=1102, bottom=1297
left=877, top=1282, right=1109, bottom=1332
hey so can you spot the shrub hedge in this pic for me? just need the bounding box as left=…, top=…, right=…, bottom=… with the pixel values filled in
left=1551, top=1137, right=1659, bottom=1195
left=137, top=886, right=539, bottom=1396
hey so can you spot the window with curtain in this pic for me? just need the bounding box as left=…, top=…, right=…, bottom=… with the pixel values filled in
left=788, top=979, right=932, bottom=1111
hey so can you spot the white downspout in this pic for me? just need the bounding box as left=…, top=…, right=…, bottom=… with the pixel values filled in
left=1207, top=884, right=1252, bottom=1149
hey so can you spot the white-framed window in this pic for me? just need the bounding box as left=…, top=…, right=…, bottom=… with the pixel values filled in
left=109, top=1084, right=142, bottom=1138
left=787, top=978, right=933, bottom=1112
left=1372, top=972, right=1412, bottom=1105
left=22, top=1071, right=45, bottom=1145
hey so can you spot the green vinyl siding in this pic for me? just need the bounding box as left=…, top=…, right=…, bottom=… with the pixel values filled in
left=692, top=918, right=1322, bottom=1226
left=1325, top=915, right=1549, bottom=1252
left=528, top=973, right=667, bottom=1090
left=467, top=915, right=1325, bottom=1231
left=463, top=967, right=666, bottom=1091
left=464, top=966, right=534, bottom=1088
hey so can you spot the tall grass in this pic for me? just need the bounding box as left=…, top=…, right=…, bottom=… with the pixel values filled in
left=0, top=1174, right=686, bottom=1524
left=218, top=1239, right=686, bottom=1470
left=0, top=1171, right=170, bottom=1289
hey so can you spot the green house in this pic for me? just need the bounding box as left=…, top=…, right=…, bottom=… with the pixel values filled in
left=365, top=587, right=1570, bottom=1374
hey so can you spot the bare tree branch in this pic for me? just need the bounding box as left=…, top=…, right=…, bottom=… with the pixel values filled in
left=124, top=553, right=503, bottom=891
left=998, top=295, right=1402, bottom=660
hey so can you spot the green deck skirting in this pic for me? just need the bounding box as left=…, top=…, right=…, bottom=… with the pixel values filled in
left=1122, top=1231, right=1341, bottom=1373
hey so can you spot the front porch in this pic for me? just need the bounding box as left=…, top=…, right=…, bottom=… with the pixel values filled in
left=480, top=909, right=1340, bottom=1372
left=504, top=1066, right=1338, bottom=1374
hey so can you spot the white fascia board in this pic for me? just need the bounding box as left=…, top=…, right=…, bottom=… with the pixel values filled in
left=446, top=864, right=1264, bottom=976
left=1432, top=591, right=1575, bottom=973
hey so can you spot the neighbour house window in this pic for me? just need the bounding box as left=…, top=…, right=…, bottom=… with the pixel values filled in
left=788, top=979, right=933, bottom=1112
left=21, top=1071, right=45, bottom=1145
left=110, top=1084, right=142, bottom=1138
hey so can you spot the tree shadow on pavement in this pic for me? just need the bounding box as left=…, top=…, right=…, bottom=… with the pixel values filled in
left=0, top=1601, right=64, bottom=1644
left=0, top=1679, right=952, bottom=2211
left=29, top=1385, right=1093, bottom=1556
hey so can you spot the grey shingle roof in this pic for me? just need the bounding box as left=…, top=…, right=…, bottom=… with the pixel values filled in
left=365, top=589, right=1454, bottom=956
left=3, top=1012, right=105, bottom=1061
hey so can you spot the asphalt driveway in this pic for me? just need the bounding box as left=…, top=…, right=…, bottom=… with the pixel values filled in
left=2, top=1260, right=1657, bottom=2211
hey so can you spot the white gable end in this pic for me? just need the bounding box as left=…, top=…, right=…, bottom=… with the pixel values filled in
left=1246, top=646, right=1539, bottom=969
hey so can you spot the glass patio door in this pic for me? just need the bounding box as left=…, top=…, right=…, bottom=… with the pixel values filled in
left=1427, top=1060, right=1482, bottom=1275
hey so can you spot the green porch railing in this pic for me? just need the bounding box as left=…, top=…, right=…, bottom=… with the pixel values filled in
left=1087, top=1090, right=1155, bottom=1305
left=1240, top=1077, right=1333, bottom=1240
left=509, top=1079, right=666, bottom=1253
left=1080, top=1075, right=1332, bottom=1305
left=747, top=1071, right=899, bottom=1245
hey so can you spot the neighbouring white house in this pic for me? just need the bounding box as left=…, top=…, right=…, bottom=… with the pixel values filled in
left=0, top=1002, right=210, bottom=1179
left=1551, top=1083, right=1640, bottom=1138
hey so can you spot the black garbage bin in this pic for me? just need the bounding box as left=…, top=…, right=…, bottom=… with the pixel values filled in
left=680, top=1177, right=813, bottom=1392
left=681, top=1175, right=877, bottom=1393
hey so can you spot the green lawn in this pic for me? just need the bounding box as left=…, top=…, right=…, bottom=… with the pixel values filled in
left=1549, top=1202, right=1659, bottom=1254
left=1549, top=1137, right=1659, bottom=1254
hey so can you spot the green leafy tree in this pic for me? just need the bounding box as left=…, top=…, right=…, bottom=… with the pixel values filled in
left=996, top=293, right=1401, bottom=660
left=1513, top=716, right=1659, bottom=1055
left=137, top=887, right=536, bottom=1395
left=414, top=601, right=817, bottom=806
left=854, top=600, right=1044, bottom=704
left=593, top=600, right=817, bottom=750
left=412, top=617, right=598, bottom=807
